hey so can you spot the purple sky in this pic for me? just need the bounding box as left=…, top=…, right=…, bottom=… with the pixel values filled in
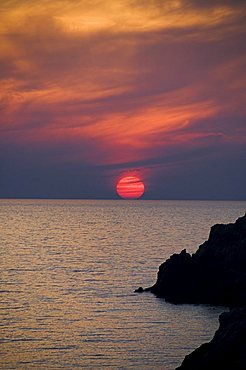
left=0, top=0, right=245, bottom=199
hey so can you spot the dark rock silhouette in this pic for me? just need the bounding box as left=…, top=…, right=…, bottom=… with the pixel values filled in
left=149, top=213, right=246, bottom=307
left=176, top=307, right=246, bottom=370
left=135, top=213, right=246, bottom=369
left=134, top=286, right=144, bottom=293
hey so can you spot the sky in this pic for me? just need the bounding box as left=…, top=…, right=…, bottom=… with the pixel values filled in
left=0, top=0, right=245, bottom=200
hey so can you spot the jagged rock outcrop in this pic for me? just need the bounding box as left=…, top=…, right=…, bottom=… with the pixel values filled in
left=149, top=213, right=246, bottom=307
left=176, top=307, right=246, bottom=370
left=135, top=213, right=246, bottom=369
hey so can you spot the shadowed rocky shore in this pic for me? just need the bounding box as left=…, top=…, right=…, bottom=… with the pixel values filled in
left=136, top=213, right=246, bottom=369
left=149, top=213, right=246, bottom=306
left=176, top=307, right=246, bottom=370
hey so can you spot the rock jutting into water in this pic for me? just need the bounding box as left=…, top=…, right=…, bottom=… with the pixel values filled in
left=176, top=307, right=246, bottom=370
left=148, top=213, right=246, bottom=307
left=135, top=213, right=246, bottom=370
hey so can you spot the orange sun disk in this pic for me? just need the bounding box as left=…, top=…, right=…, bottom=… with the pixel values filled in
left=116, top=176, right=145, bottom=199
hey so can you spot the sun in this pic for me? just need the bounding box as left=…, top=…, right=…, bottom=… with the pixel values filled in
left=116, top=176, right=145, bottom=199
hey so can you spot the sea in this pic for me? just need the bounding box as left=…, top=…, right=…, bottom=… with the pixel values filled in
left=1, top=199, right=245, bottom=369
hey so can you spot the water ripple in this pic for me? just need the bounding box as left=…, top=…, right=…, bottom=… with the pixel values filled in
left=1, top=199, right=245, bottom=369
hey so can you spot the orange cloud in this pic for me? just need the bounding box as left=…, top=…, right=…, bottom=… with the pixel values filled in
left=0, top=0, right=245, bottom=173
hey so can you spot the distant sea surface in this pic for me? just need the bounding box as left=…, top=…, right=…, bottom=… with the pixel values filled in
left=1, top=199, right=246, bottom=369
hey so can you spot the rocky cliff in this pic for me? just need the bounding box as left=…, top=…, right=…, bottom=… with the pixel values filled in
left=176, top=307, right=246, bottom=370
left=149, top=213, right=246, bottom=307
left=135, top=213, right=246, bottom=369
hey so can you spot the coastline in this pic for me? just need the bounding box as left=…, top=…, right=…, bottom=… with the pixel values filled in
left=136, top=213, right=246, bottom=369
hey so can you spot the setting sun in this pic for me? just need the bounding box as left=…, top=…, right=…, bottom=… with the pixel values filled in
left=116, top=176, right=145, bottom=199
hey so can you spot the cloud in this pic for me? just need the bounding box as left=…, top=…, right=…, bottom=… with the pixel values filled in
left=0, top=0, right=245, bottom=198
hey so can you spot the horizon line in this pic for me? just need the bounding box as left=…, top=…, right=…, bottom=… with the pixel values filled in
left=0, top=197, right=245, bottom=202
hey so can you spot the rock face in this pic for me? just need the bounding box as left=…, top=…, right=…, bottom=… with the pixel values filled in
left=176, top=307, right=246, bottom=370
left=136, top=213, right=246, bottom=369
left=149, top=213, right=246, bottom=307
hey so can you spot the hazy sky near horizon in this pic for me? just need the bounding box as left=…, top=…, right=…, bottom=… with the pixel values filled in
left=0, top=0, right=245, bottom=199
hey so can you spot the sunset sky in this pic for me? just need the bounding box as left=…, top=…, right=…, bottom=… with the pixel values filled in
left=0, top=0, right=245, bottom=199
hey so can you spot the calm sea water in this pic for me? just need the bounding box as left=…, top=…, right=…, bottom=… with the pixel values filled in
left=1, top=199, right=245, bottom=369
